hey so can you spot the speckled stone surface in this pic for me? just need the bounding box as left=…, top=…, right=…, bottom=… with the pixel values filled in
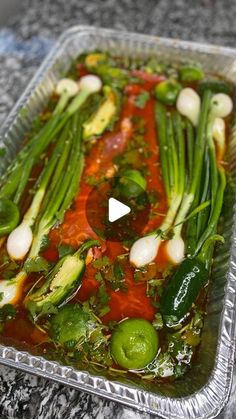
left=0, top=0, right=236, bottom=418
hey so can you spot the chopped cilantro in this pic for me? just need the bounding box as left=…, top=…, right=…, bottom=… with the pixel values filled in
left=135, top=91, right=150, bottom=109
left=93, top=256, right=111, bottom=269
left=152, top=313, right=163, bottom=330
left=39, top=235, right=51, bottom=252
left=134, top=266, right=146, bottom=282
left=108, top=261, right=127, bottom=292
left=148, top=190, right=160, bottom=205
left=0, top=304, right=16, bottom=333
left=85, top=175, right=98, bottom=186
left=0, top=304, right=17, bottom=321
left=174, top=364, right=187, bottom=378
left=144, top=352, right=175, bottom=378
left=57, top=243, right=74, bottom=259
left=2, top=260, right=19, bottom=280
left=113, top=261, right=124, bottom=281
left=98, top=283, right=110, bottom=309
left=95, top=272, right=103, bottom=282
left=99, top=305, right=111, bottom=317
left=146, top=279, right=163, bottom=297
left=35, top=301, right=58, bottom=318
left=24, top=256, right=50, bottom=273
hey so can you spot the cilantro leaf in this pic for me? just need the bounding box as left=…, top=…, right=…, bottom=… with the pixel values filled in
left=99, top=305, right=111, bottom=317
left=152, top=313, right=163, bottom=330
left=98, top=283, right=110, bottom=305
left=39, top=235, right=51, bottom=252
left=0, top=304, right=17, bottom=321
left=41, top=302, right=58, bottom=316
left=1, top=260, right=19, bottom=280
left=57, top=243, right=74, bottom=259
left=95, top=272, right=103, bottom=282
left=93, top=256, right=111, bottom=269
left=135, top=91, right=150, bottom=109
left=113, top=262, right=124, bottom=281
left=24, top=256, right=50, bottom=273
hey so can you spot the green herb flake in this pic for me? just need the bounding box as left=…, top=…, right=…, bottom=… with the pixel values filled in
left=0, top=304, right=17, bottom=321
left=174, top=364, right=187, bottom=378
left=1, top=260, right=19, bottom=280
left=113, top=261, right=124, bottom=281
left=39, top=301, right=58, bottom=317
left=98, top=283, right=110, bottom=306
left=148, top=190, right=160, bottom=205
left=57, top=243, right=74, bottom=259
left=99, top=305, right=111, bottom=317
left=85, top=175, right=99, bottom=186
left=24, top=256, right=50, bottom=273
left=146, top=279, right=163, bottom=297
left=40, top=235, right=51, bottom=252
left=93, top=256, right=111, bottom=270
left=152, top=313, right=163, bottom=330
left=135, top=91, right=150, bottom=109
left=95, top=272, right=104, bottom=282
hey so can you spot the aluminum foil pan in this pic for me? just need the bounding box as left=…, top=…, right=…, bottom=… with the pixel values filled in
left=0, top=26, right=236, bottom=419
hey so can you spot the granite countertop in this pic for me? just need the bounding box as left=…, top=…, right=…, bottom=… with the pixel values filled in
left=0, top=0, right=236, bottom=418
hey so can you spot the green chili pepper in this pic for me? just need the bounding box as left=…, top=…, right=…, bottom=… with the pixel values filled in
left=25, top=239, right=99, bottom=318
left=160, top=257, right=208, bottom=326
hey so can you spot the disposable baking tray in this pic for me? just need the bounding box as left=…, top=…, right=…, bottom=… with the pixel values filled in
left=0, top=26, right=236, bottom=419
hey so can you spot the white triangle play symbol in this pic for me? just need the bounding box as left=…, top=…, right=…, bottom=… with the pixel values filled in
left=108, top=197, right=131, bottom=223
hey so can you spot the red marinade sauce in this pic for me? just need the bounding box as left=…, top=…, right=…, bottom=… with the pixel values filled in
left=49, top=71, right=167, bottom=324
left=2, top=69, right=169, bottom=345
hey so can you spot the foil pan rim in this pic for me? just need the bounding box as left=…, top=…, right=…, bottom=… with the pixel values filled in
left=0, top=26, right=236, bottom=418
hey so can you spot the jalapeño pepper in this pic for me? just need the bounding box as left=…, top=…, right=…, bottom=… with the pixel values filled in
left=160, top=257, right=208, bottom=325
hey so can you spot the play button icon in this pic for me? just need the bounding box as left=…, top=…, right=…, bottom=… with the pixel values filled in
left=86, top=176, right=151, bottom=242
left=108, top=198, right=131, bottom=222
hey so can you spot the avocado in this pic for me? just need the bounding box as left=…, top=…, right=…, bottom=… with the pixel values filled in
left=83, top=86, right=118, bottom=140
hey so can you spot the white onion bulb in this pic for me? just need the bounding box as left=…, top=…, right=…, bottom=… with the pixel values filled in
left=79, top=75, right=102, bottom=94
left=7, top=224, right=33, bottom=260
left=211, top=93, right=233, bottom=118
left=0, top=281, right=18, bottom=307
left=55, top=78, right=79, bottom=97
left=176, top=88, right=201, bottom=126
left=165, top=237, right=185, bottom=265
left=129, top=234, right=161, bottom=268
left=212, top=117, right=225, bottom=159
